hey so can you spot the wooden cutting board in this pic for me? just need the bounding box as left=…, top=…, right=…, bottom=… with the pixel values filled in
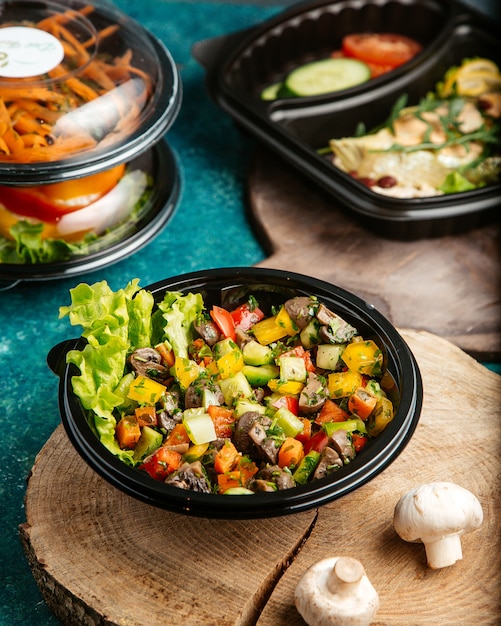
left=20, top=329, right=501, bottom=625
left=248, top=147, right=501, bottom=362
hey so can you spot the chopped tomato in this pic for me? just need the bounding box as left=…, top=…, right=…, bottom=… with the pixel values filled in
left=303, top=431, right=329, bottom=455
left=140, top=446, right=182, bottom=481
left=214, top=440, right=240, bottom=474
left=230, top=302, right=264, bottom=331
left=208, top=405, right=235, bottom=438
left=116, top=415, right=141, bottom=449
left=163, top=423, right=191, bottom=448
left=315, top=399, right=349, bottom=425
left=342, top=33, right=422, bottom=68
left=0, top=163, right=126, bottom=223
left=272, top=395, right=299, bottom=415
left=237, top=456, right=259, bottom=485
left=295, top=417, right=312, bottom=444
left=134, top=405, right=157, bottom=427
left=352, top=432, right=369, bottom=453
left=210, top=305, right=236, bottom=341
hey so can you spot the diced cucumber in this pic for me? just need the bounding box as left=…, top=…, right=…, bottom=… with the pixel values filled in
left=323, top=418, right=367, bottom=436
left=213, top=337, right=240, bottom=360
left=183, top=408, right=217, bottom=445
left=316, top=344, right=346, bottom=370
left=275, top=406, right=304, bottom=438
left=223, top=487, right=255, bottom=495
left=300, top=318, right=321, bottom=349
left=293, top=450, right=321, bottom=485
left=242, top=364, right=280, bottom=386
left=234, top=399, right=267, bottom=418
left=284, top=58, right=371, bottom=97
left=219, top=371, right=253, bottom=406
left=133, top=426, right=163, bottom=462
left=279, top=356, right=307, bottom=382
left=243, top=340, right=274, bottom=366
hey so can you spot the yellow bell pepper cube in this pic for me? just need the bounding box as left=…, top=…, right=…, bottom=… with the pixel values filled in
left=251, top=315, right=288, bottom=345
left=368, top=397, right=394, bottom=436
left=268, top=379, right=304, bottom=395
left=173, top=356, right=202, bottom=389
left=127, top=375, right=166, bottom=404
left=275, top=305, right=299, bottom=336
left=327, top=369, right=363, bottom=398
left=341, top=339, right=383, bottom=376
left=216, top=348, right=244, bottom=380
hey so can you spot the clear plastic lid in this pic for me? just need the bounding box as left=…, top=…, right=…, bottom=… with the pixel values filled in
left=0, top=0, right=181, bottom=183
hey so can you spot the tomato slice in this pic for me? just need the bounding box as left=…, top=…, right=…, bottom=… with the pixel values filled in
left=342, top=33, right=422, bottom=68
left=210, top=305, right=236, bottom=341
left=0, top=163, right=126, bottom=223
left=230, top=302, right=264, bottom=331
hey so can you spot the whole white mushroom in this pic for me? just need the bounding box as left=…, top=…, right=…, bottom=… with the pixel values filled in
left=294, top=556, right=379, bottom=626
left=393, top=481, right=483, bottom=569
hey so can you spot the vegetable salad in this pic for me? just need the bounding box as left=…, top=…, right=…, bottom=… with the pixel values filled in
left=60, top=280, right=396, bottom=495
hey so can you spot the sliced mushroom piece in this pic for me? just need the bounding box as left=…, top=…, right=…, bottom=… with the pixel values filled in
left=329, top=429, right=355, bottom=463
left=284, top=296, right=317, bottom=330
left=299, top=373, right=327, bottom=415
left=194, top=315, right=220, bottom=346
left=248, top=420, right=279, bottom=464
left=233, top=411, right=262, bottom=454
left=316, top=304, right=357, bottom=344
left=235, top=327, right=253, bottom=349
left=128, top=347, right=171, bottom=382
left=313, top=446, right=343, bottom=480
left=252, top=479, right=277, bottom=492
left=164, top=461, right=211, bottom=493
left=185, top=377, right=224, bottom=409
left=257, top=465, right=295, bottom=490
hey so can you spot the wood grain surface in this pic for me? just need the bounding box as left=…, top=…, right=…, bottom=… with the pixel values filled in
left=248, top=147, right=501, bottom=361
left=20, top=329, right=501, bottom=626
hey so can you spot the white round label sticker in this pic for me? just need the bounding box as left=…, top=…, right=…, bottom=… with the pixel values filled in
left=0, top=26, right=65, bottom=78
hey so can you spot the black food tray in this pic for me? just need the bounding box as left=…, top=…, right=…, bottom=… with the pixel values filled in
left=193, top=0, right=501, bottom=239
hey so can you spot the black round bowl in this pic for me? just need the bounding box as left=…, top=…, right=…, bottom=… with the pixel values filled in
left=49, top=267, right=422, bottom=519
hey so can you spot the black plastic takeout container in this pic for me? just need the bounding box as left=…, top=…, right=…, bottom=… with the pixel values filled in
left=193, top=0, right=501, bottom=239
left=0, top=0, right=182, bottom=287
left=0, top=139, right=181, bottom=290
left=48, top=267, right=422, bottom=520
left=0, top=0, right=182, bottom=184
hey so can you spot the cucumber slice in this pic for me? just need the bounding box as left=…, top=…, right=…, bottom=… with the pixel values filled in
left=260, top=81, right=283, bottom=100
left=284, top=58, right=371, bottom=97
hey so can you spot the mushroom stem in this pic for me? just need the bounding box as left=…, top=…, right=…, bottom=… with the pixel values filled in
left=423, top=533, right=463, bottom=569
left=327, top=557, right=365, bottom=596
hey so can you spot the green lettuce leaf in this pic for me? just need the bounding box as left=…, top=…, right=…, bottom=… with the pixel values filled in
left=439, top=171, right=477, bottom=194
left=59, top=279, right=154, bottom=463
left=158, top=291, right=204, bottom=359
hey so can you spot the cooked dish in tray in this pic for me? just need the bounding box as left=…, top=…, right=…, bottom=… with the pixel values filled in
left=327, top=58, right=501, bottom=198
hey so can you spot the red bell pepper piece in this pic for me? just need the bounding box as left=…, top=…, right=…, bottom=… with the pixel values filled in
left=303, top=431, right=329, bottom=455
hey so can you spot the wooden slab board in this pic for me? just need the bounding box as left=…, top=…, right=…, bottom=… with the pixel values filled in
left=248, top=147, right=501, bottom=361
left=20, top=329, right=501, bottom=625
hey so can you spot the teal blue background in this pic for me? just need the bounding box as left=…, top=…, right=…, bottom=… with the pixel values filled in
left=0, top=2, right=280, bottom=624
left=0, top=1, right=499, bottom=624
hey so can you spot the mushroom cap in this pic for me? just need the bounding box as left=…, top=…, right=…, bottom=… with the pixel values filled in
left=294, top=556, right=379, bottom=626
left=393, top=481, right=483, bottom=543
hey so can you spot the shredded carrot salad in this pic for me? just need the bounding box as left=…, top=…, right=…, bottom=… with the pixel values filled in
left=0, top=5, right=153, bottom=163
